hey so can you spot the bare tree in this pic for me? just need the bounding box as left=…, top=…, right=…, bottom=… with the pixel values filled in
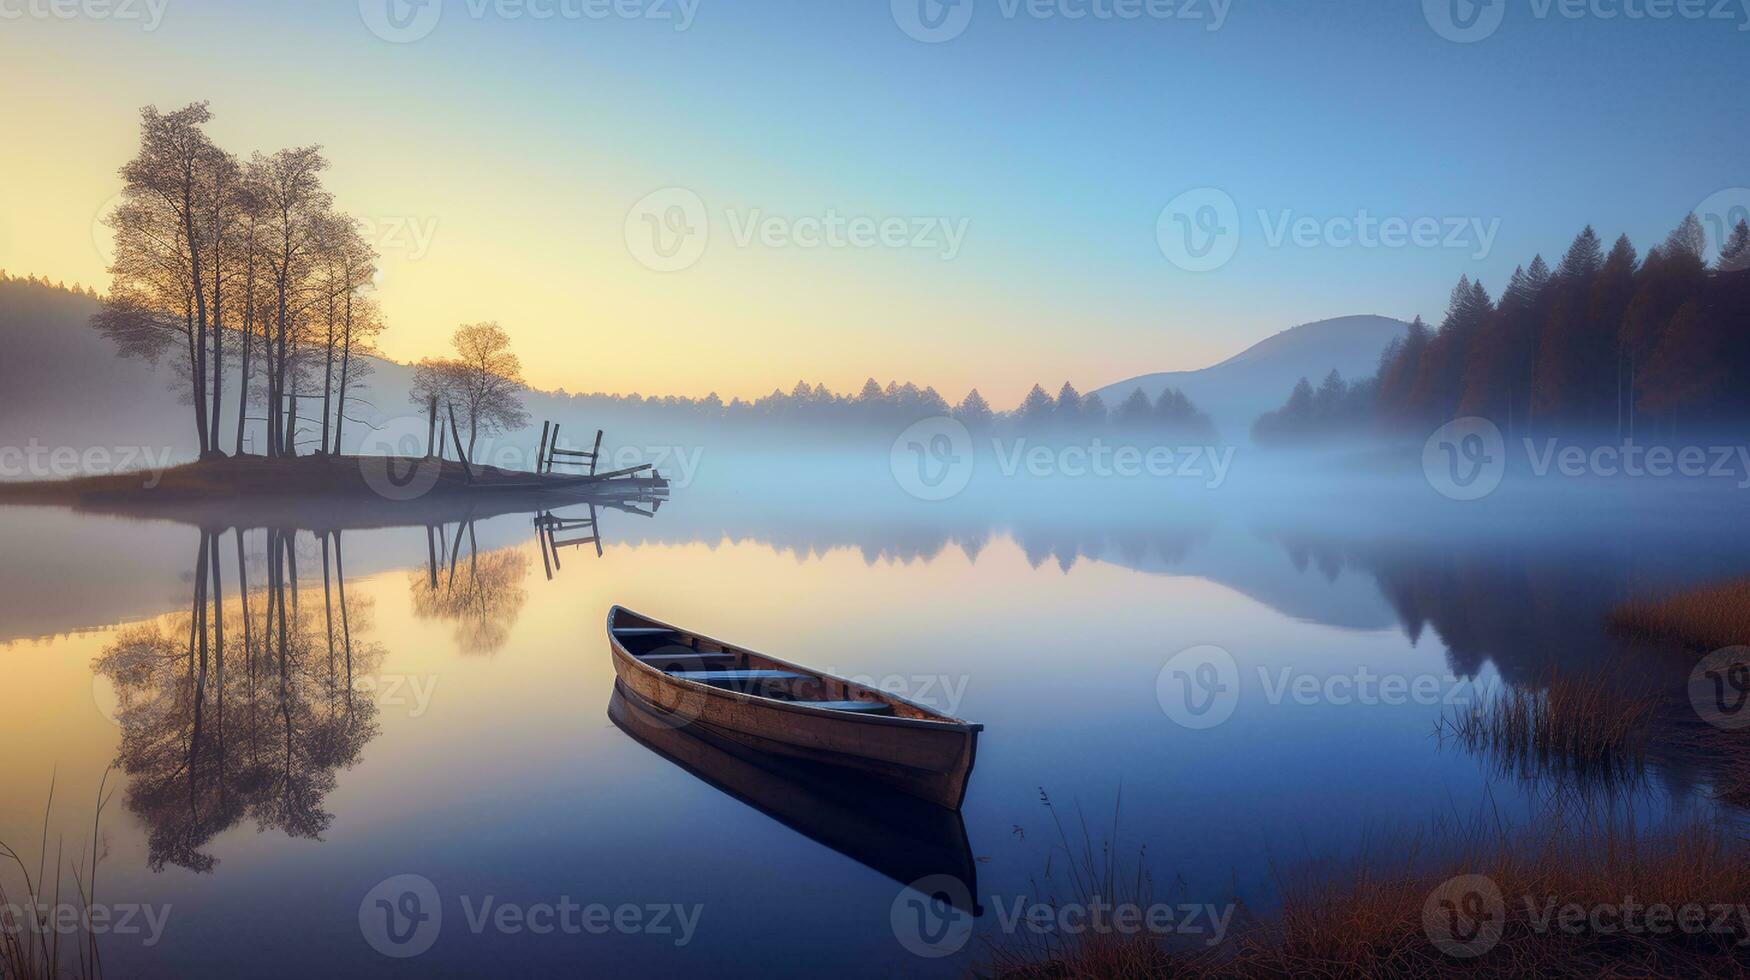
left=331, top=294, right=385, bottom=454
left=449, top=322, right=530, bottom=462
left=101, top=103, right=233, bottom=455
left=250, top=146, right=331, bottom=457
left=408, top=323, right=530, bottom=464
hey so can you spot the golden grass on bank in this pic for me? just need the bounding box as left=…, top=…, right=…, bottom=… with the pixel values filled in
left=1610, top=577, right=1750, bottom=652
left=0, top=772, right=113, bottom=980
left=987, top=796, right=1750, bottom=979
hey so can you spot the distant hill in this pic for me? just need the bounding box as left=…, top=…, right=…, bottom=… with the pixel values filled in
left=1091, top=315, right=1409, bottom=439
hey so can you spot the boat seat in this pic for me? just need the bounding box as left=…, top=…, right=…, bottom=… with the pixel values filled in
left=805, top=700, right=894, bottom=715
left=670, top=670, right=809, bottom=687
left=642, top=652, right=737, bottom=669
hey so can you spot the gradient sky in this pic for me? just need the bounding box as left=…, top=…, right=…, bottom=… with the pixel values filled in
left=1, top=0, right=1744, bottom=405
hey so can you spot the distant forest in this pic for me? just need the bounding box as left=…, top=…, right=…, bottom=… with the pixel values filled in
left=543, top=378, right=1218, bottom=440
left=1255, top=214, right=1750, bottom=445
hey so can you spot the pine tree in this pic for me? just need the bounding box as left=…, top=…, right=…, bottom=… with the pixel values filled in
left=1377, top=315, right=1431, bottom=426
left=1082, top=392, right=1108, bottom=426
left=1114, top=388, right=1152, bottom=425
left=1018, top=384, right=1055, bottom=426
left=1054, top=382, right=1082, bottom=426
left=954, top=388, right=994, bottom=427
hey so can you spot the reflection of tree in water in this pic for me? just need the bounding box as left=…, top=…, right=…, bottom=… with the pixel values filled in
left=1258, top=524, right=1750, bottom=810
left=91, top=529, right=382, bottom=873
left=409, top=521, right=530, bottom=656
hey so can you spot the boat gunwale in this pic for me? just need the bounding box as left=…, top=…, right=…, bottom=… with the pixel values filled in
left=606, top=605, right=984, bottom=733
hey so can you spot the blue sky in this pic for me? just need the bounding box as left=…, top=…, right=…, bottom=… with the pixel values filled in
left=1, top=0, right=1743, bottom=401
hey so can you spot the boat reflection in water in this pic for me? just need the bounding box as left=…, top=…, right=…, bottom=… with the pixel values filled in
left=607, top=683, right=982, bottom=915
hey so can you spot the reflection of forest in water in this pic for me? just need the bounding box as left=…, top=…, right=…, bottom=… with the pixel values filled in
left=90, top=520, right=540, bottom=873
left=93, top=529, right=383, bottom=873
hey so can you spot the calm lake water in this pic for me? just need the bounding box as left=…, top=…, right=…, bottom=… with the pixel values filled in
left=4, top=459, right=1748, bottom=978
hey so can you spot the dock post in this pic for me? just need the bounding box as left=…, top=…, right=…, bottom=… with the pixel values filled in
left=547, top=424, right=560, bottom=474
left=590, top=429, right=603, bottom=476
left=536, top=421, right=551, bottom=474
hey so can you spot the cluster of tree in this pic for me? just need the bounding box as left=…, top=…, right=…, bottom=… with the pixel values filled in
left=94, top=103, right=385, bottom=458
left=1372, top=215, right=1750, bottom=439
left=1252, top=370, right=1379, bottom=445
left=545, top=378, right=1216, bottom=439
left=408, top=322, right=531, bottom=464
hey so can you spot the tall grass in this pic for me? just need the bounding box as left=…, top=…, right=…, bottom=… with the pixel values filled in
left=1436, top=668, right=1660, bottom=789
left=987, top=790, right=1750, bottom=977
left=0, top=771, right=114, bottom=980
left=986, top=789, right=1230, bottom=979
left=1610, top=576, right=1750, bottom=651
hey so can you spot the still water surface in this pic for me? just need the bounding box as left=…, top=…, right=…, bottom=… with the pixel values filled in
left=3, top=469, right=1746, bottom=977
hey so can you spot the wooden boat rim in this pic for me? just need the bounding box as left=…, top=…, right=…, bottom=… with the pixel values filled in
left=606, top=605, right=984, bottom=733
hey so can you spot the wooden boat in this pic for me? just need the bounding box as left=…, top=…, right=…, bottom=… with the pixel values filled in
left=608, top=683, right=981, bottom=912
left=607, top=606, right=982, bottom=810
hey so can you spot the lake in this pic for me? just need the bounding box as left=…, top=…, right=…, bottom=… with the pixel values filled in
left=4, top=458, right=1747, bottom=977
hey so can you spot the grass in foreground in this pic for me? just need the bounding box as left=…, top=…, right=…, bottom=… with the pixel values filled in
left=988, top=792, right=1750, bottom=978
left=1610, top=577, right=1750, bottom=652
left=1, top=773, right=113, bottom=980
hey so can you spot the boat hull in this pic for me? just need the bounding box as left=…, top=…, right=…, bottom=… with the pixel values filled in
left=607, top=608, right=979, bottom=810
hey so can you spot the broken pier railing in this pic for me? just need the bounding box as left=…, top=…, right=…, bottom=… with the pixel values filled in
left=533, top=421, right=661, bottom=482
